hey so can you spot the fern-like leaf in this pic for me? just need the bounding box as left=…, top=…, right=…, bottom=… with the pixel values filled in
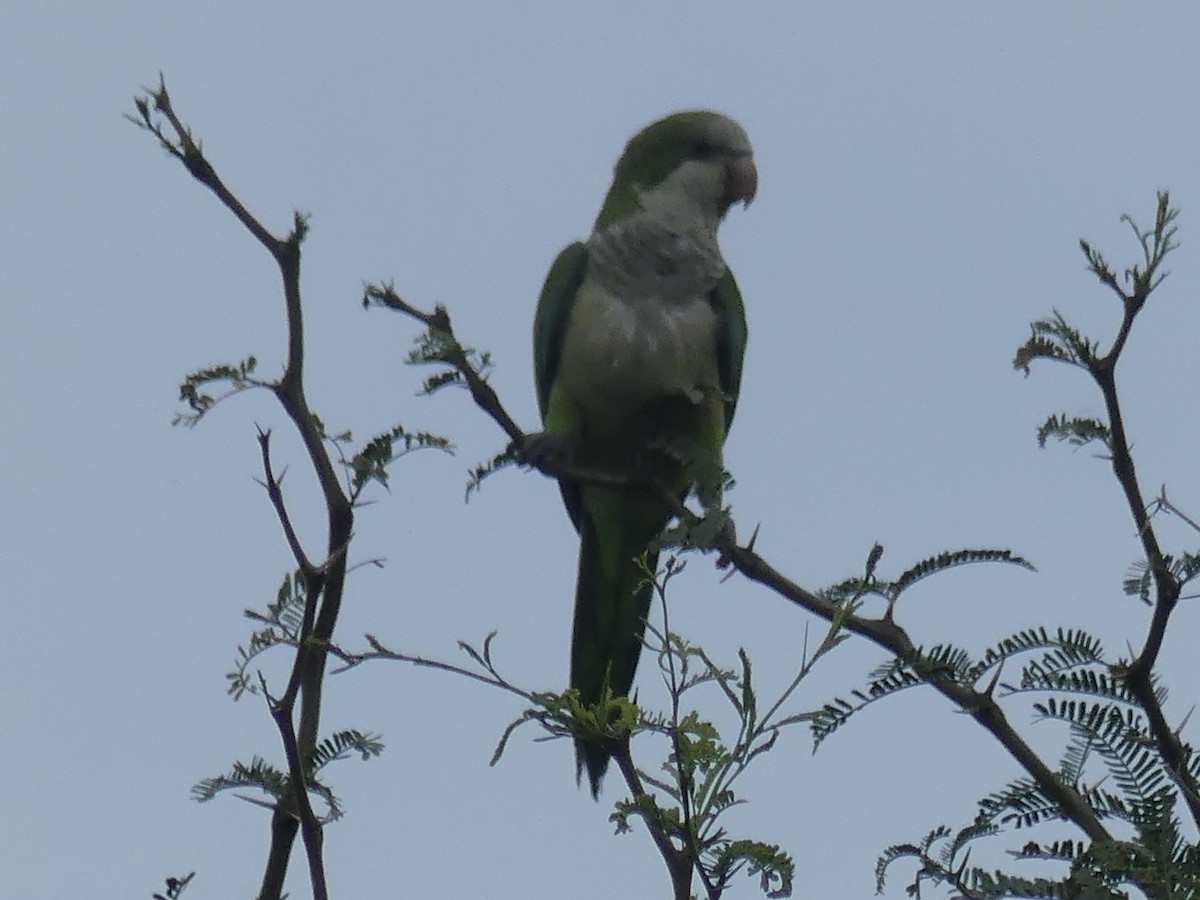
left=1012, top=310, right=1100, bottom=375
left=347, top=423, right=453, bottom=495
left=811, top=659, right=922, bottom=748
left=1036, top=414, right=1112, bottom=451
left=706, top=839, right=795, bottom=899
left=977, top=777, right=1065, bottom=830
left=192, top=755, right=289, bottom=803
left=466, top=444, right=519, bottom=500
left=892, top=548, right=1034, bottom=596
left=174, top=356, right=262, bottom=425
left=308, top=729, right=384, bottom=772
left=227, top=570, right=309, bottom=700
left=969, top=627, right=1105, bottom=685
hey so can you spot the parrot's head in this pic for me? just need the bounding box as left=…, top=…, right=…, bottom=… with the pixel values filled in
left=594, top=110, right=757, bottom=232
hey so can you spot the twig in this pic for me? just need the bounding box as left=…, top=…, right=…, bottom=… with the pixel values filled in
left=256, top=427, right=315, bottom=575
left=613, top=742, right=694, bottom=900
left=366, top=284, right=525, bottom=442
left=1154, top=487, right=1200, bottom=537
left=329, top=636, right=534, bottom=702
left=654, top=568, right=721, bottom=899
left=135, top=75, right=280, bottom=256
left=258, top=674, right=328, bottom=900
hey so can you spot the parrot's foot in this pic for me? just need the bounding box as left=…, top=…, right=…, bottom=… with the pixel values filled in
left=716, top=512, right=737, bottom=546
left=700, top=506, right=737, bottom=551
left=517, top=431, right=572, bottom=472
left=715, top=515, right=738, bottom=569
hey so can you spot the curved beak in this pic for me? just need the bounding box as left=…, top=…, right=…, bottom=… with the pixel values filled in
left=722, top=154, right=758, bottom=212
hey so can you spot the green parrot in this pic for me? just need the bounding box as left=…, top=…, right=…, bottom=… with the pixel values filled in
left=532, top=110, right=755, bottom=796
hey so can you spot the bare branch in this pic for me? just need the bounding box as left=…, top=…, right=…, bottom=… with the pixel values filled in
left=329, top=634, right=534, bottom=702
left=133, top=76, right=355, bottom=900
left=256, top=428, right=316, bottom=575
left=257, top=674, right=328, bottom=900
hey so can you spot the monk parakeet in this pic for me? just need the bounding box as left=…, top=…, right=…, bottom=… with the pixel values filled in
left=532, top=110, right=755, bottom=796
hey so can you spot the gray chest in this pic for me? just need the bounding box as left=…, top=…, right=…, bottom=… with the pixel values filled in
left=558, top=278, right=721, bottom=417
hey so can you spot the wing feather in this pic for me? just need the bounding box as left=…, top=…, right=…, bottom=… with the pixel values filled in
left=533, top=241, right=590, bottom=531
left=534, top=241, right=589, bottom=419
left=710, top=269, right=748, bottom=430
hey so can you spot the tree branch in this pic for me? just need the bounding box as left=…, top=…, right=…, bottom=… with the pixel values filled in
left=256, top=427, right=316, bottom=576
left=1078, top=193, right=1198, bottom=827
left=365, top=284, right=525, bottom=442
left=258, top=675, right=328, bottom=900
left=372, top=287, right=1113, bottom=846
left=613, top=741, right=695, bottom=900
left=654, top=569, right=721, bottom=900
left=133, top=76, right=355, bottom=900
left=329, top=634, right=535, bottom=702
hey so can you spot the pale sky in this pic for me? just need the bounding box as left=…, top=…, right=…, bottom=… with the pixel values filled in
left=3, top=3, right=1199, bottom=898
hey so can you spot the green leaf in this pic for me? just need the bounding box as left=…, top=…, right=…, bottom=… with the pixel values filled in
left=1036, top=413, right=1112, bottom=451
left=1012, top=310, right=1100, bottom=375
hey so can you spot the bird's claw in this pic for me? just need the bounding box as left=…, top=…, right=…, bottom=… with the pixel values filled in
left=708, top=511, right=738, bottom=569
left=518, top=431, right=572, bottom=472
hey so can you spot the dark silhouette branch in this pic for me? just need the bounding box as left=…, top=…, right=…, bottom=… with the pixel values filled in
left=330, top=634, right=535, bottom=702
left=132, top=75, right=278, bottom=255
left=132, top=76, right=355, bottom=900
left=1075, top=194, right=1198, bottom=827
left=720, top=543, right=1108, bottom=842
left=256, top=427, right=316, bottom=575
left=365, top=284, right=525, bottom=443
left=258, top=675, right=328, bottom=900
left=612, top=741, right=695, bottom=900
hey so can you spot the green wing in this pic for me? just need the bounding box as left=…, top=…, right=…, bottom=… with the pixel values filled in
left=533, top=241, right=589, bottom=420
left=711, top=268, right=748, bottom=430
left=533, top=241, right=590, bottom=531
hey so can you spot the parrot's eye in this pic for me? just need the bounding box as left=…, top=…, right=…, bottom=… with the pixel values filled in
left=690, top=140, right=717, bottom=160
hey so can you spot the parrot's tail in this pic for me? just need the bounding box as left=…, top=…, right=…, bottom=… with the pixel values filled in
left=570, top=507, right=659, bottom=797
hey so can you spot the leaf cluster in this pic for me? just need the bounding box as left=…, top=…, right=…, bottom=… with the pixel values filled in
left=343, top=422, right=454, bottom=497
left=226, top=569, right=308, bottom=700
left=175, top=356, right=261, bottom=425
left=872, top=194, right=1199, bottom=898
left=821, top=547, right=1033, bottom=615
left=612, top=629, right=807, bottom=899
left=857, top=579, right=1200, bottom=895
left=192, top=729, right=383, bottom=823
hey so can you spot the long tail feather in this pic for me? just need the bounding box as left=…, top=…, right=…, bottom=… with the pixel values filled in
left=570, top=507, right=658, bottom=797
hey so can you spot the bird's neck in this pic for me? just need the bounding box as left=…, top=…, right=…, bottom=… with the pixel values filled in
left=585, top=198, right=726, bottom=302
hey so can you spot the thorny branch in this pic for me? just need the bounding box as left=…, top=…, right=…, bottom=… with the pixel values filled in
left=133, top=76, right=353, bottom=900
left=258, top=674, right=327, bottom=897
left=371, top=287, right=1112, bottom=846
left=256, top=427, right=315, bottom=576
left=1074, top=194, right=1199, bottom=827
left=365, top=284, right=525, bottom=442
